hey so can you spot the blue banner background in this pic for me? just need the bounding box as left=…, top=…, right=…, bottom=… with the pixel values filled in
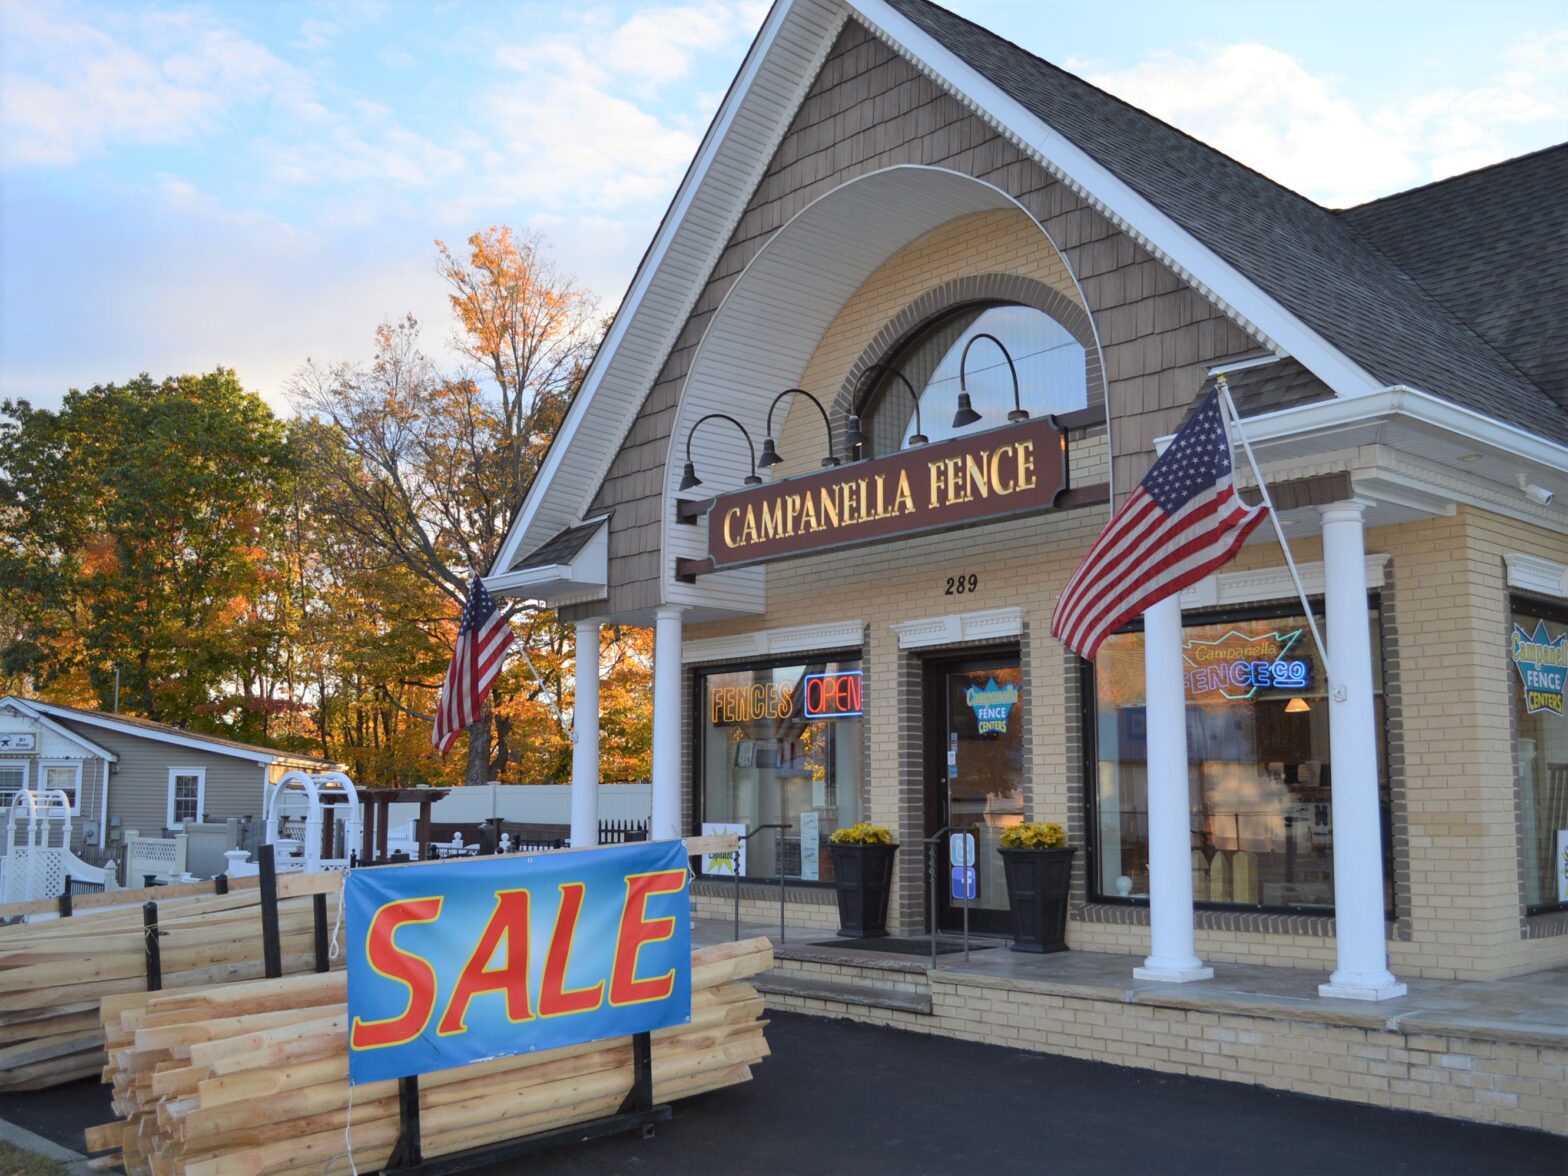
left=345, top=840, right=692, bottom=1084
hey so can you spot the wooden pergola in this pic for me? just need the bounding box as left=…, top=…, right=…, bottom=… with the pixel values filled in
left=354, top=787, right=450, bottom=863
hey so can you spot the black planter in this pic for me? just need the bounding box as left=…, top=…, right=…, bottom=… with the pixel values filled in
left=827, top=842, right=899, bottom=938
left=1000, top=846, right=1076, bottom=953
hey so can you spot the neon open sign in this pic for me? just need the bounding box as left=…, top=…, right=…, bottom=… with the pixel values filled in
left=803, top=671, right=863, bottom=718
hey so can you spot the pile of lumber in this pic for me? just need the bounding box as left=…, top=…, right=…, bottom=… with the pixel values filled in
left=87, top=936, right=772, bottom=1176
left=0, top=887, right=336, bottom=1092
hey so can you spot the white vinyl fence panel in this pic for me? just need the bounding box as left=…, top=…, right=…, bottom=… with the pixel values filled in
left=386, top=783, right=650, bottom=833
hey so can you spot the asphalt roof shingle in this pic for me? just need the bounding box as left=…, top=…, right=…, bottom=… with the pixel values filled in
left=508, top=518, right=607, bottom=574
left=881, top=0, right=1568, bottom=443
left=1338, top=144, right=1568, bottom=417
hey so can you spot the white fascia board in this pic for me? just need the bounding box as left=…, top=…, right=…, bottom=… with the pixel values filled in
left=1505, top=554, right=1568, bottom=599
left=23, top=701, right=284, bottom=765
left=490, top=0, right=820, bottom=580
left=1228, top=385, right=1568, bottom=473
left=1, top=697, right=118, bottom=762
left=848, top=0, right=1383, bottom=399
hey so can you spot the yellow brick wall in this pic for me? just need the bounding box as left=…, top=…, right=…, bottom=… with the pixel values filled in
left=688, top=205, right=1568, bottom=981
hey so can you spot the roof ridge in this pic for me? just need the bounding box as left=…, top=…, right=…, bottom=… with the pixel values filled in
left=1338, top=141, right=1568, bottom=215
left=29, top=699, right=335, bottom=763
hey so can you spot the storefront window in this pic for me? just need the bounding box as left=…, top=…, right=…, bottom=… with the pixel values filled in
left=861, top=304, right=1087, bottom=456
left=1090, top=606, right=1390, bottom=912
left=1509, top=599, right=1568, bottom=911
left=697, top=657, right=863, bottom=883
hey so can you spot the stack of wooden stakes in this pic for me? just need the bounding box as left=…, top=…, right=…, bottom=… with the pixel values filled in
left=0, top=887, right=335, bottom=1092
left=87, top=936, right=772, bottom=1176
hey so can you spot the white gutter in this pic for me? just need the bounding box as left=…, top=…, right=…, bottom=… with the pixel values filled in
left=1230, top=385, right=1568, bottom=473
left=99, top=764, right=108, bottom=849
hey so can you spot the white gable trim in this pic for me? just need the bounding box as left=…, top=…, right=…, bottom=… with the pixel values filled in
left=491, top=0, right=848, bottom=579
left=491, top=0, right=1401, bottom=600
left=1, top=698, right=117, bottom=762
left=847, top=0, right=1380, bottom=399
left=19, top=700, right=305, bottom=766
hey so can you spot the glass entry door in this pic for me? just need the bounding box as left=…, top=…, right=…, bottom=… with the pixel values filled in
left=925, top=653, right=1026, bottom=934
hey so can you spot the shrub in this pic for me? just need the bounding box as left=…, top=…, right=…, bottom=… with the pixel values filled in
left=999, top=822, right=1066, bottom=850
left=829, top=822, right=894, bottom=846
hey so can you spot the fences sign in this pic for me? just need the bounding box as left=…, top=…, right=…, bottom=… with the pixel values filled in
left=949, top=831, right=975, bottom=868
left=951, top=866, right=976, bottom=901
left=345, top=840, right=692, bottom=1084
left=1511, top=620, right=1567, bottom=716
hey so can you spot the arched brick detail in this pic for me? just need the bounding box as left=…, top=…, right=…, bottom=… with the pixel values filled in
left=831, top=272, right=1107, bottom=426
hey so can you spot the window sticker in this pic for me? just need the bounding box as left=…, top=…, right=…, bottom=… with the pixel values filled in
left=1511, top=620, right=1567, bottom=716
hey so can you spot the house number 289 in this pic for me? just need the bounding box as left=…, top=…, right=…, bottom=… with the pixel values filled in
left=944, top=573, right=979, bottom=595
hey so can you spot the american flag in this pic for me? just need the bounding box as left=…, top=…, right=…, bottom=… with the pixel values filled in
left=1051, top=390, right=1266, bottom=661
left=433, top=578, right=517, bottom=755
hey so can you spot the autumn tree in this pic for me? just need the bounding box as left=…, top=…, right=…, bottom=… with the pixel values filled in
left=0, top=371, right=292, bottom=727
left=290, top=228, right=600, bottom=784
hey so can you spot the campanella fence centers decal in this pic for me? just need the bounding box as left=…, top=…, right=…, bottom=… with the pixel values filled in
left=966, top=678, right=1019, bottom=734
left=345, top=840, right=692, bottom=1084
left=1511, top=620, right=1568, bottom=716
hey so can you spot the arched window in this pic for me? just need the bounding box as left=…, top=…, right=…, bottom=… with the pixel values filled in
left=857, top=304, right=1087, bottom=457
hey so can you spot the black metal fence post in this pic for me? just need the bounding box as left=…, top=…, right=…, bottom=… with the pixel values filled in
left=313, top=892, right=330, bottom=973
left=214, top=873, right=229, bottom=895
left=258, top=843, right=282, bottom=979
left=143, top=901, right=162, bottom=991
left=390, top=1075, right=422, bottom=1168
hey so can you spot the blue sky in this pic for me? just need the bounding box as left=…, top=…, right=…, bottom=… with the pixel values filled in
left=3, top=0, right=1565, bottom=412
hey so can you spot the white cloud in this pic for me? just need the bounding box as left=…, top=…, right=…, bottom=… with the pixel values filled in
left=0, top=3, right=322, bottom=165
left=1078, top=31, right=1568, bottom=206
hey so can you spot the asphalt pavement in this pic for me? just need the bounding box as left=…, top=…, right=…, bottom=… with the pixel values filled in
left=2, top=1011, right=1562, bottom=1175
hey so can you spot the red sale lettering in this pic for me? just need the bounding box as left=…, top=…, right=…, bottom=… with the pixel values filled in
left=609, top=869, right=688, bottom=1006
left=349, top=897, right=443, bottom=1051
left=437, top=889, right=534, bottom=1035
left=539, top=882, right=605, bottom=1017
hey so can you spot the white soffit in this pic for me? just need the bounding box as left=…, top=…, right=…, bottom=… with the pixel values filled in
left=683, top=619, right=866, bottom=664
left=892, top=606, right=1022, bottom=650
left=1506, top=555, right=1568, bottom=599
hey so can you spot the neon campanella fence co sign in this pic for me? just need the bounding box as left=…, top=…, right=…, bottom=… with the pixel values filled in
left=703, top=418, right=1066, bottom=570
left=1182, top=628, right=1311, bottom=701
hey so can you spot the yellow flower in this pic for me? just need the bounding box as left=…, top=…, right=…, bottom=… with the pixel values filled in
left=999, top=822, right=1066, bottom=850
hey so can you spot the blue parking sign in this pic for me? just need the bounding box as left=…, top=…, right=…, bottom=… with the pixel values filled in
left=950, top=865, right=976, bottom=901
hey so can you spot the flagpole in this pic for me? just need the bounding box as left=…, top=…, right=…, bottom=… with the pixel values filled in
left=1214, top=376, right=1343, bottom=700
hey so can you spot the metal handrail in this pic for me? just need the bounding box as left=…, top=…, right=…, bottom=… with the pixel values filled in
left=723, top=824, right=790, bottom=945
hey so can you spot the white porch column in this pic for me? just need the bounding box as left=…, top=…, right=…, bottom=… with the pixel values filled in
left=570, top=620, right=601, bottom=848
left=1133, top=595, right=1213, bottom=982
left=1319, top=502, right=1406, bottom=1000
left=650, top=606, right=685, bottom=842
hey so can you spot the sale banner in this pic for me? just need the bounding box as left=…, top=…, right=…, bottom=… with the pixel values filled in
left=345, top=840, right=692, bottom=1083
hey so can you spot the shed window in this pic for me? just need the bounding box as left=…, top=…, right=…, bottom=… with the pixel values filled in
left=167, top=769, right=206, bottom=828
left=37, top=761, right=82, bottom=814
left=0, top=762, right=26, bottom=807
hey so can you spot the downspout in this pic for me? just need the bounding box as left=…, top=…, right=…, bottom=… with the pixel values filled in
left=99, top=758, right=109, bottom=849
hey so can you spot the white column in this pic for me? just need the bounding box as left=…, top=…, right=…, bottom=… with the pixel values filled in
left=650, top=606, right=685, bottom=842
left=1319, top=502, right=1406, bottom=1000
left=1133, top=594, right=1214, bottom=982
left=570, top=620, right=601, bottom=848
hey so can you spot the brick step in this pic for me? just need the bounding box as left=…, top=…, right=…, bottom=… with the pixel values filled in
left=754, top=972, right=934, bottom=1015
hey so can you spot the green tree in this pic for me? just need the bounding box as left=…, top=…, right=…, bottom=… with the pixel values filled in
left=0, top=370, right=292, bottom=726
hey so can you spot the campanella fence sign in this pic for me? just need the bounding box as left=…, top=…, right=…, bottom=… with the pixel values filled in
left=345, top=840, right=692, bottom=1083
left=705, top=418, right=1067, bottom=569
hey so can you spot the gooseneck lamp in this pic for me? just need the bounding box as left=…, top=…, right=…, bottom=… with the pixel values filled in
left=758, top=388, right=840, bottom=470
left=845, top=364, right=926, bottom=459
left=679, top=412, right=763, bottom=491
left=954, top=332, right=1028, bottom=428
